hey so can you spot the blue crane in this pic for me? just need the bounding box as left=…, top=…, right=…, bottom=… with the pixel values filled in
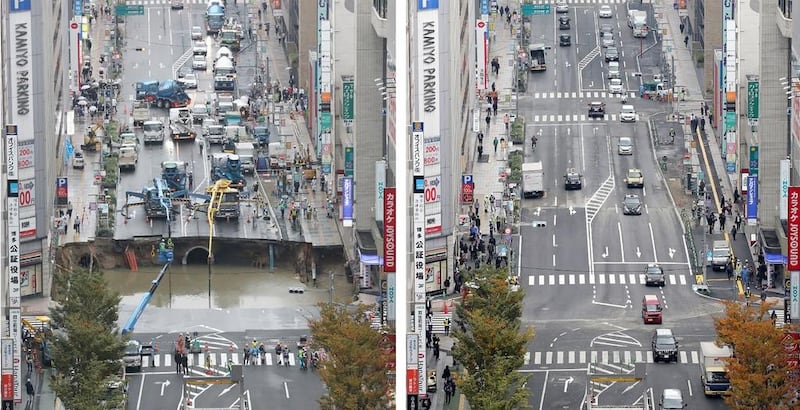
left=121, top=261, right=171, bottom=335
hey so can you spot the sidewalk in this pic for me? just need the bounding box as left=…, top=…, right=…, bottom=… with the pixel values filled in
left=252, top=1, right=343, bottom=249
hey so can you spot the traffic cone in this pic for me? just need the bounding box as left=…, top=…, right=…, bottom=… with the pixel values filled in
left=443, top=301, right=449, bottom=315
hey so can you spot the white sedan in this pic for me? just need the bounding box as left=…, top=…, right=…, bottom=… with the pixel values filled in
left=192, top=54, right=207, bottom=70
left=191, top=26, right=203, bottom=41
left=193, top=41, right=208, bottom=55
left=599, top=5, right=613, bottom=18
left=609, top=78, right=624, bottom=94
left=177, top=73, right=198, bottom=89
left=556, top=2, right=569, bottom=13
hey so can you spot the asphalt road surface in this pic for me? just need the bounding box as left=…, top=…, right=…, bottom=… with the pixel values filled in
left=517, top=4, right=727, bottom=408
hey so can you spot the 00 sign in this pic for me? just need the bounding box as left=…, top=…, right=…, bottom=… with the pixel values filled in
left=425, top=186, right=439, bottom=203
left=19, top=189, right=33, bottom=206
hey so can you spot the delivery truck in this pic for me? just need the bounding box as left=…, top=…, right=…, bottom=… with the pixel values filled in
left=522, top=161, right=545, bottom=198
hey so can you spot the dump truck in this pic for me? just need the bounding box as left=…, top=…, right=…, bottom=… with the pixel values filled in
left=700, top=342, right=732, bottom=396
left=235, top=142, right=256, bottom=174
left=132, top=101, right=150, bottom=127
left=528, top=44, right=547, bottom=71
left=118, top=144, right=138, bottom=172
left=627, top=10, right=649, bottom=38
left=522, top=161, right=545, bottom=198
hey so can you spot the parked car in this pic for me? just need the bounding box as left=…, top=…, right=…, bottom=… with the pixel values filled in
left=72, top=152, right=85, bottom=169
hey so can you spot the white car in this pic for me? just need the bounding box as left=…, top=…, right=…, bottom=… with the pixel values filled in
left=599, top=5, right=613, bottom=18
left=620, top=105, right=637, bottom=122
left=618, top=137, right=633, bottom=155
left=556, top=1, right=569, bottom=13
left=193, top=41, right=208, bottom=55
left=601, top=32, right=615, bottom=48
left=192, top=55, right=207, bottom=70
left=191, top=26, right=203, bottom=41
left=170, top=0, right=184, bottom=9
left=177, top=73, right=197, bottom=89
left=609, top=78, right=624, bottom=94
left=72, top=152, right=85, bottom=169
left=607, top=61, right=621, bottom=79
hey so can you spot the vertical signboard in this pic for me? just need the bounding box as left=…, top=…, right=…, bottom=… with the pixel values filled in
left=780, top=160, right=791, bottom=220
left=70, top=18, right=80, bottom=91
left=412, top=122, right=426, bottom=305
left=475, top=20, right=489, bottom=90
left=387, top=272, right=396, bottom=321
left=341, top=76, right=354, bottom=126
left=746, top=176, right=758, bottom=225
left=407, top=334, right=419, bottom=396
left=317, top=2, right=333, bottom=174
left=56, top=177, right=69, bottom=206
left=344, top=147, right=355, bottom=177
left=749, top=146, right=759, bottom=177
left=462, top=175, right=475, bottom=203
left=416, top=0, right=440, bottom=139
left=787, top=187, right=800, bottom=271
left=414, top=304, right=427, bottom=396
left=375, top=160, right=386, bottom=222
left=5, top=123, right=23, bottom=404
left=723, top=18, right=737, bottom=173
left=793, top=272, right=800, bottom=318
left=384, top=188, right=396, bottom=273
left=342, top=177, right=354, bottom=227
left=747, top=78, right=760, bottom=125
left=1, top=338, right=12, bottom=407
left=424, top=137, right=442, bottom=236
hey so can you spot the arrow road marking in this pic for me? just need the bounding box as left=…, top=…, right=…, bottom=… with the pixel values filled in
left=563, top=376, right=574, bottom=392
left=623, top=381, right=641, bottom=394
left=569, top=206, right=576, bottom=215
left=157, top=379, right=170, bottom=396
left=219, top=384, right=236, bottom=397
left=591, top=300, right=628, bottom=309
left=534, top=207, right=541, bottom=217
left=601, top=247, right=609, bottom=258
left=636, top=247, right=642, bottom=258
left=669, top=248, right=676, bottom=259
left=284, top=381, right=290, bottom=399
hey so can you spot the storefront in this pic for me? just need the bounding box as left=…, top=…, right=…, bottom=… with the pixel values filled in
left=425, top=248, right=447, bottom=295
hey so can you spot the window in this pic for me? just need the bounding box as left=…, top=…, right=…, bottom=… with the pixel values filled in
left=780, top=0, right=793, bottom=19
left=373, top=0, right=387, bottom=19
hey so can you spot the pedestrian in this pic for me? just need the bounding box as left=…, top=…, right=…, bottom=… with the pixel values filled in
left=734, top=211, right=742, bottom=231
left=504, top=113, right=510, bottom=131
left=477, top=131, right=484, bottom=144
left=26, top=354, right=33, bottom=373
left=243, top=347, right=251, bottom=366
left=174, top=351, right=182, bottom=374
left=73, top=220, right=80, bottom=234
left=684, top=35, right=689, bottom=47
left=442, top=365, right=451, bottom=381
left=707, top=213, right=716, bottom=235
left=499, top=6, right=505, bottom=17
left=492, top=102, right=498, bottom=116
left=444, top=277, right=451, bottom=292
left=719, top=213, right=727, bottom=231
left=726, top=262, right=734, bottom=280
left=433, top=344, right=440, bottom=360
left=679, top=22, right=685, bottom=33
left=731, top=224, right=738, bottom=240
left=485, top=114, right=491, bottom=130
left=25, top=378, right=34, bottom=402
left=493, top=136, right=499, bottom=153
left=443, top=317, right=451, bottom=335
left=182, top=354, right=189, bottom=375
left=477, top=143, right=484, bottom=158
left=700, top=117, right=706, bottom=130
left=67, top=202, right=73, bottom=219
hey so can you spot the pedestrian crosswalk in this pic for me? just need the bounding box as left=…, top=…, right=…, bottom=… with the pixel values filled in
left=523, top=349, right=701, bottom=366
left=528, top=113, right=639, bottom=122
left=529, top=91, right=638, bottom=100
left=139, top=351, right=299, bottom=369
left=527, top=273, right=689, bottom=286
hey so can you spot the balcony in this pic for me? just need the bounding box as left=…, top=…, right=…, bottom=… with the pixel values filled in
left=777, top=0, right=792, bottom=38
left=371, top=4, right=388, bottom=39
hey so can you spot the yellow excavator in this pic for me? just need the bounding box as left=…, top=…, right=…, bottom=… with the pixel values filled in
left=22, top=316, right=53, bottom=343
left=81, top=123, right=105, bottom=152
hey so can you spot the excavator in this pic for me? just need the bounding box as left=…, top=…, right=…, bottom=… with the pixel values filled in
left=81, top=123, right=105, bottom=152
left=125, top=178, right=178, bottom=220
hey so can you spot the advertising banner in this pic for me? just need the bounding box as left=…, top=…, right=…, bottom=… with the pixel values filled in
left=741, top=169, right=749, bottom=195
left=747, top=176, right=758, bottom=224
left=788, top=187, right=800, bottom=271
left=412, top=122, right=424, bottom=176
left=414, top=304, right=427, bottom=395
left=462, top=175, right=475, bottom=203
left=342, top=77, right=354, bottom=124
left=384, top=188, right=396, bottom=272
left=387, top=273, right=396, bottom=321
left=70, top=18, right=80, bottom=91
left=342, top=177, right=354, bottom=226
left=792, top=272, right=800, bottom=318
left=747, top=79, right=760, bottom=122
left=19, top=179, right=35, bottom=208
left=344, top=147, right=354, bottom=177
left=375, top=160, right=386, bottom=222
left=56, top=177, right=69, bottom=206
left=749, top=146, right=759, bottom=177
left=780, top=160, right=791, bottom=220
left=17, top=140, right=33, bottom=169
left=416, top=8, right=441, bottom=139
left=475, top=20, right=489, bottom=90
left=407, top=334, right=419, bottom=395
left=413, top=193, right=426, bottom=304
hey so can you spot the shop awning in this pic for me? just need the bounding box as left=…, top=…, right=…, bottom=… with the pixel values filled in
left=765, top=253, right=787, bottom=265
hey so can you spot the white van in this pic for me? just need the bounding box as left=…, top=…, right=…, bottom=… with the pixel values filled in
left=607, top=61, right=620, bottom=79
left=142, top=120, right=165, bottom=144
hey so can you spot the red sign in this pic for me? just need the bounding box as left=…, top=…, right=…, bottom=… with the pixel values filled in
left=407, top=368, right=419, bottom=395
left=384, top=188, right=396, bottom=273
left=784, top=331, right=800, bottom=368
left=788, top=187, right=800, bottom=271
left=1, top=374, right=12, bottom=400
left=462, top=175, right=475, bottom=203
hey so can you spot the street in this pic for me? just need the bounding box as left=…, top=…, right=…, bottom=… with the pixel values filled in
left=515, top=3, right=727, bottom=408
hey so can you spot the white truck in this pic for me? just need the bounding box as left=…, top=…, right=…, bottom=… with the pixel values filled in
left=234, top=142, right=256, bottom=174
left=700, top=342, right=732, bottom=396
left=132, top=101, right=150, bottom=127
left=628, top=10, right=649, bottom=38
left=118, top=144, right=138, bottom=171
left=522, top=161, right=545, bottom=198
left=142, top=120, right=165, bottom=144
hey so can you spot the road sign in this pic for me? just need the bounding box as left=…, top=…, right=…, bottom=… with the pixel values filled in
left=522, top=4, right=551, bottom=15
left=115, top=4, right=144, bottom=16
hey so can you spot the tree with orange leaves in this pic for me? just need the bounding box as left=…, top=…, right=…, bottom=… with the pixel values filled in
left=714, top=300, right=800, bottom=409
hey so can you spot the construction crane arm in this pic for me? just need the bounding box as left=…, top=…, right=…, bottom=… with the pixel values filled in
left=121, top=263, right=170, bottom=335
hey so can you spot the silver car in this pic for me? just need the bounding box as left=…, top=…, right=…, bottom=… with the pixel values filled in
left=191, top=26, right=203, bottom=40
left=601, top=32, right=615, bottom=48
left=192, top=54, right=207, bottom=70
left=618, top=137, right=633, bottom=155
left=598, top=5, right=613, bottom=18
left=556, top=1, right=569, bottom=13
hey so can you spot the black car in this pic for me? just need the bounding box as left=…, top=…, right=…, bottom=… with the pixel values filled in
left=623, top=194, right=642, bottom=215
left=644, top=264, right=665, bottom=287
left=564, top=170, right=582, bottom=190
left=652, top=329, right=679, bottom=363
left=559, top=17, right=570, bottom=30
left=559, top=34, right=571, bottom=46
left=588, top=102, right=606, bottom=118
left=605, top=46, right=620, bottom=62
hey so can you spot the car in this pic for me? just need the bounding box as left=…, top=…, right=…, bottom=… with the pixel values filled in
left=564, top=170, right=582, bottom=190
left=588, top=102, right=606, bottom=118
left=559, top=34, right=571, bottom=46
left=170, top=0, right=184, bottom=9
left=618, top=137, right=633, bottom=155
left=72, top=152, right=85, bottom=169
left=193, top=41, right=208, bottom=55
left=608, top=61, right=621, bottom=79
left=644, top=264, right=665, bottom=286
left=605, top=46, right=619, bottom=62
left=601, top=32, right=615, bottom=48
left=609, top=78, right=624, bottom=94
left=191, top=26, right=203, bottom=41
left=599, top=23, right=614, bottom=37
left=625, top=168, right=644, bottom=188
left=192, top=54, right=207, bottom=70
left=123, top=340, right=143, bottom=372
left=177, top=73, right=197, bottom=89
left=620, top=105, right=637, bottom=122
left=652, top=329, right=679, bottom=363
left=556, top=1, right=569, bottom=13
left=598, top=5, right=613, bottom=18
left=559, top=16, right=570, bottom=30
left=660, top=388, right=686, bottom=409
left=623, top=194, right=642, bottom=215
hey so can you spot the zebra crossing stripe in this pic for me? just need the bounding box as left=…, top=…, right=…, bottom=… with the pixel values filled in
left=679, top=351, right=688, bottom=363
left=568, top=351, right=576, bottom=364
left=535, top=352, right=542, bottom=365
left=546, top=351, right=554, bottom=365
left=579, top=351, right=587, bottom=364
left=691, top=351, right=699, bottom=363
left=524, top=352, right=531, bottom=365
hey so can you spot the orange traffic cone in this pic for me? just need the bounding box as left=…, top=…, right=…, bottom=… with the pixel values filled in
left=443, top=300, right=449, bottom=314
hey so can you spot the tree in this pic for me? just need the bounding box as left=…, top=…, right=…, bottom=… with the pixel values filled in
left=451, top=267, right=534, bottom=410
left=308, top=303, right=392, bottom=410
left=714, top=301, right=800, bottom=409
left=49, top=268, right=127, bottom=410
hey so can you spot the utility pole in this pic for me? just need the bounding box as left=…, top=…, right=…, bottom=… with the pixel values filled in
left=329, top=270, right=334, bottom=304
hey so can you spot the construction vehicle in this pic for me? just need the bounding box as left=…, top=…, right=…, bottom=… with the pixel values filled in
left=170, top=121, right=196, bottom=141
left=132, top=100, right=150, bottom=127
left=268, top=141, right=288, bottom=169
left=125, top=178, right=179, bottom=219
left=118, top=144, right=138, bottom=171
left=142, top=120, right=165, bottom=144
left=206, top=179, right=241, bottom=220
left=528, top=44, right=547, bottom=71
left=214, top=74, right=236, bottom=91
left=627, top=10, right=649, bottom=38
left=253, top=124, right=270, bottom=147
left=135, top=80, right=191, bottom=108
left=81, top=123, right=105, bottom=152
left=235, top=142, right=256, bottom=174
left=220, top=19, right=243, bottom=51
left=700, top=342, right=732, bottom=396
left=21, top=316, right=54, bottom=344
left=206, top=2, right=225, bottom=34
left=211, top=153, right=245, bottom=189
left=161, top=161, right=189, bottom=192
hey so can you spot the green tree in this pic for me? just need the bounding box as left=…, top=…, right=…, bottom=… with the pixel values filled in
left=308, top=303, right=392, bottom=410
left=49, top=268, right=127, bottom=410
left=714, top=301, right=800, bottom=409
left=452, top=267, right=534, bottom=410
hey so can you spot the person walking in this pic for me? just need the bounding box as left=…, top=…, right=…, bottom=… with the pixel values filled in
left=503, top=113, right=510, bottom=131
left=67, top=202, right=73, bottom=219
left=485, top=113, right=491, bottom=130
left=493, top=136, right=499, bottom=153
left=719, top=213, right=727, bottom=231
left=734, top=211, right=742, bottom=231
left=731, top=224, right=738, bottom=240
left=25, top=378, right=34, bottom=403
left=26, top=353, right=33, bottom=373
left=174, top=351, right=183, bottom=374
left=181, top=354, right=189, bottom=375
left=443, top=317, right=451, bottom=336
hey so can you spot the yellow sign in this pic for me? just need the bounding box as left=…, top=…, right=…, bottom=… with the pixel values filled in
left=185, top=379, right=236, bottom=385
left=590, top=376, right=642, bottom=383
